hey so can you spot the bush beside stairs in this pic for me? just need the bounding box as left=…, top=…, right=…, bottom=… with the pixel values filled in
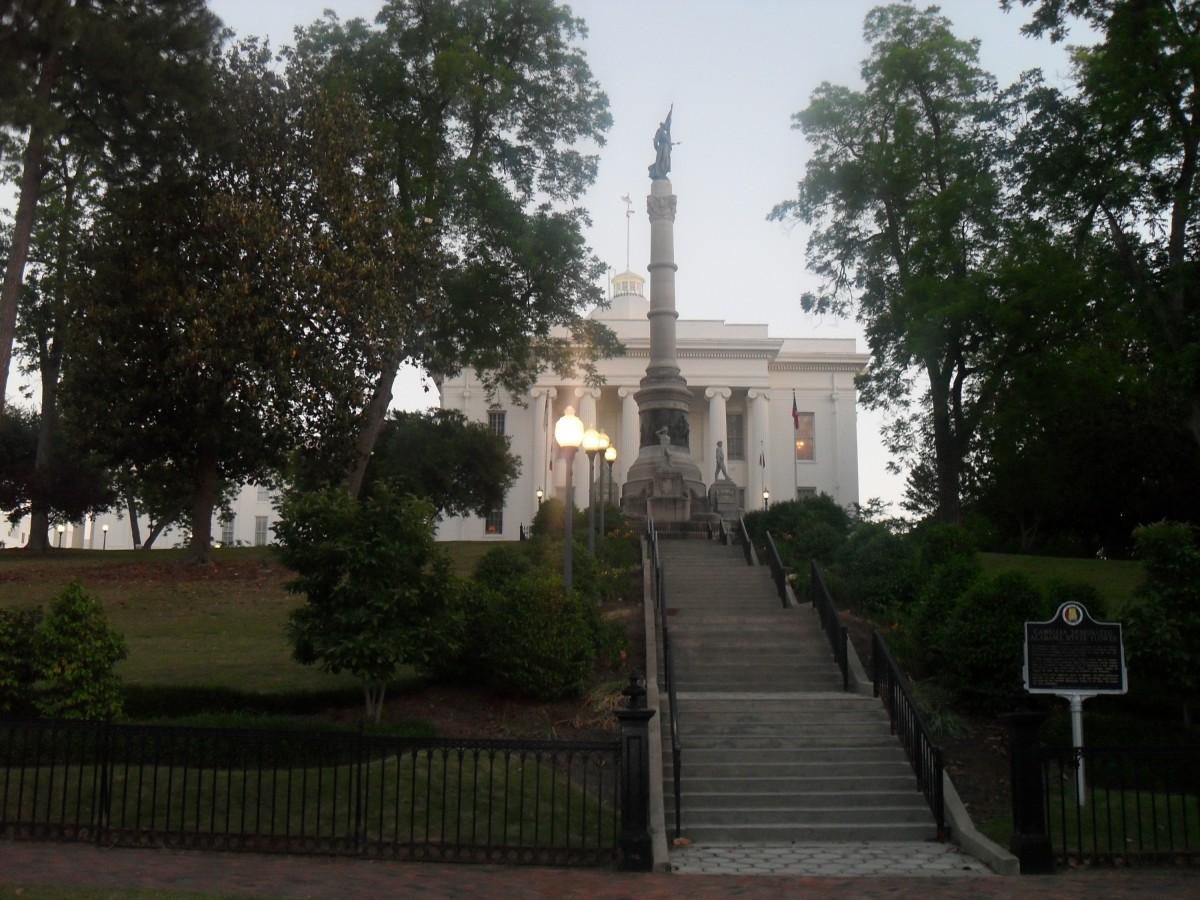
left=658, top=538, right=938, bottom=843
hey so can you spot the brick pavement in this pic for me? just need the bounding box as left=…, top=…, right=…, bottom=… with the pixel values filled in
left=2, top=841, right=1197, bottom=899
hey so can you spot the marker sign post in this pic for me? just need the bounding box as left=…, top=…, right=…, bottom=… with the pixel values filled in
left=1023, top=602, right=1127, bottom=805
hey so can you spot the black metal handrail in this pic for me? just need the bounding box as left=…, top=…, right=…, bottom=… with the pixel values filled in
left=645, top=519, right=681, bottom=840
left=737, top=516, right=753, bottom=565
left=871, top=629, right=946, bottom=838
left=0, top=719, right=621, bottom=865
left=763, top=532, right=790, bottom=608
left=810, top=562, right=850, bottom=692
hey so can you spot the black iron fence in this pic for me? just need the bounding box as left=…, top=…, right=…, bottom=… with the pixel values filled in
left=763, top=532, right=790, bottom=608
left=738, top=516, right=754, bottom=565
left=809, top=562, right=850, bottom=692
left=1042, top=743, right=1199, bottom=867
left=0, top=718, right=622, bottom=866
left=871, top=630, right=946, bottom=838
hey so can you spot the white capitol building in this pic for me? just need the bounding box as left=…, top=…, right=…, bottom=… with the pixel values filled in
left=435, top=265, right=868, bottom=541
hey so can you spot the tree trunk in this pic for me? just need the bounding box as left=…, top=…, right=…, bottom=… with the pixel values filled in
left=125, top=489, right=143, bottom=549
left=23, top=368, right=60, bottom=553
left=187, top=451, right=219, bottom=564
left=345, top=341, right=407, bottom=499
left=141, top=505, right=185, bottom=551
left=0, top=55, right=57, bottom=421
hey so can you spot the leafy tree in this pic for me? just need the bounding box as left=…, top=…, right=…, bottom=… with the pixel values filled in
left=0, top=405, right=113, bottom=543
left=63, top=42, right=404, bottom=561
left=1006, top=1, right=1200, bottom=451
left=9, top=140, right=118, bottom=550
left=0, top=0, right=220, bottom=418
left=1123, top=521, right=1200, bottom=725
left=358, top=409, right=520, bottom=519
left=772, top=4, right=1076, bottom=523
left=288, top=1, right=619, bottom=495
left=275, top=485, right=454, bottom=723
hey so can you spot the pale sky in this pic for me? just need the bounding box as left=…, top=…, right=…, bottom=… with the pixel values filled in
left=8, top=2, right=1085, bottom=511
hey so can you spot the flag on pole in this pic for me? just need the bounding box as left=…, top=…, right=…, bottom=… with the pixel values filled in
left=792, top=391, right=801, bottom=430
left=758, top=442, right=765, bottom=469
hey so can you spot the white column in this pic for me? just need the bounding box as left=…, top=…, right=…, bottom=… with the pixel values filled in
left=619, top=386, right=638, bottom=489
left=705, top=386, right=731, bottom=481
left=829, top=374, right=841, bottom=503
left=748, top=388, right=770, bottom=509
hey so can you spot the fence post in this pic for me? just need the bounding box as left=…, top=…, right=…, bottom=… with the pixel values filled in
left=615, top=674, right=656, bottom=872
left=1002, top=710, right=1055, bottom=874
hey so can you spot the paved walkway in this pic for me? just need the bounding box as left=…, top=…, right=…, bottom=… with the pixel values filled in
left=3, top=840, right=1196, bottom=898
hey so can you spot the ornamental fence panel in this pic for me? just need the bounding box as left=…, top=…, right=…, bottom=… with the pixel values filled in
left=0, top=719, right=621, bottom=866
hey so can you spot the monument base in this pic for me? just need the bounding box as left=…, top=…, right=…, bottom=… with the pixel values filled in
left=623, top=443, right=707, bottom=524
left=708, top=480, right=740, bottom=519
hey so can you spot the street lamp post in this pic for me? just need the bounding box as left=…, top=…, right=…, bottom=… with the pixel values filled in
left=762, top=489, right=770, bottom=510
left=554, top=407, right=584, bottom=594
left=582, top=428, right=604, bottom=554
left=536, top=488, right=543, bottom=507
left=102, top=524, right=108, bottom=550
left=601, top=445, right=617, bottom=538
left=56, top=524, right=65, bottom=548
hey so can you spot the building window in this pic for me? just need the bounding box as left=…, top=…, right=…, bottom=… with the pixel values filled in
left=221, top=518, right=235, bottom=545
left=726, top=413, right=746, bottom=460
left=484, top=508, right=503, bottom=535
left=487, top=410, right=506, bottom=436
left=796, top=487, right=816, bottom=502
left=254, top=516, right=269, bottom=546
left=256, top=485, right=270, bottom=502
left=794, top=412, right=815, bottom=461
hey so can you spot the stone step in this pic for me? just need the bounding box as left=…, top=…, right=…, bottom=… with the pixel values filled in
left=677, top=745, right=910, bottom=764
left=665, top=790, right=927, bottom=811
left=676, top=822, right=938, bottom=843
left=677, top=774, right=921, bottom=794
left=665, top=804, right=933, bottom=827
left=676, top=762, right=916, bottom=781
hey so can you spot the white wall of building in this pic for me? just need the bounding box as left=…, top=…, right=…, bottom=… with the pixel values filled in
left=1, top=484, right=279, bottom=551
left=435, top=273, right=868, bottom=541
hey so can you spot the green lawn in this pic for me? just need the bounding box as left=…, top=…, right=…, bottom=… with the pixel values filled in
left=979, top=552, right=1143, bottom=615
left=0, top=543, right=494, bottom=699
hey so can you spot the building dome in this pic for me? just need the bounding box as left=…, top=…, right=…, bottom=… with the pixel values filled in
left=590, top=269, right=650, bottom=321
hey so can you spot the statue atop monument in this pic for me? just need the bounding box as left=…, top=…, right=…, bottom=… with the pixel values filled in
left=648, top=106, right=673, bottom=180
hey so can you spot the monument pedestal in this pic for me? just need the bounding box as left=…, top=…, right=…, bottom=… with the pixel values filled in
left=708, top=479, right=740, bottom=519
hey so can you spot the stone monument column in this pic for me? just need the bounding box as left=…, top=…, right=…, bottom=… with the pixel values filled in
left=621, top=176, right=705, bottom=521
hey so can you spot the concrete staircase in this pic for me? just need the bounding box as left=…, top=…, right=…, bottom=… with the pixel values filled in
left=658, top=538, right=937, bottom=843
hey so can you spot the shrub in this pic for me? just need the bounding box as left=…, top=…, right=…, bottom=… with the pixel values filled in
left=275, top=486, right=451, bottom=723
left=939, top=570, right=1047, bottom=712
left=746, top=495, right=852, bottom=568
left=35, top=581, right=127, bottom=720
left=835, top=522, right=920, bottom=614
left=476, top=574, right=597, bottom=700
left=908, top=554, right=983, bottom=673
left=472, top=544, right=534, bottom=590
left=0, top=606, right=43, bottom=715
left=1123, top=521, right=1200, bottom=725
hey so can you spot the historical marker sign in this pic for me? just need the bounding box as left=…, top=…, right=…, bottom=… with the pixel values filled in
left=1024, top=602, right=1127, bottom=695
